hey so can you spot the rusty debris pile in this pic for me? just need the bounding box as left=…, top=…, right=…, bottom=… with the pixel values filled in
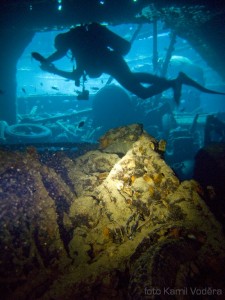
left=0, top=124, right=225, bottom=299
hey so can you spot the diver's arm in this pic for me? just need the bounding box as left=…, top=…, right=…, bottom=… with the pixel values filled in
left=40, top=63, right=83, bottom=85
left=45, top=50, right=67, bottom=63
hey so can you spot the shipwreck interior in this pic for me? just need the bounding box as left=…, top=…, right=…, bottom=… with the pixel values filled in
left=0, top=1, right=225, bottom=299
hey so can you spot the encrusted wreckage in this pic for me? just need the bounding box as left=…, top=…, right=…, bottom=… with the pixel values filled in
left=0, top=124, right=225, bottom=299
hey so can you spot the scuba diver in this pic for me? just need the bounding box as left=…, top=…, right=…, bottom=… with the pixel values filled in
left=32, top=23, right=225, bottom=103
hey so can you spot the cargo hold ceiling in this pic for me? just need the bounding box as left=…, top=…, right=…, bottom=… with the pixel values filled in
left=1, top=0, right=225, bottom=80
left=0, top=0, right=225, bottom=30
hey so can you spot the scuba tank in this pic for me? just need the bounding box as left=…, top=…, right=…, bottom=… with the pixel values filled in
left=88, top=23, right=131, bottom=56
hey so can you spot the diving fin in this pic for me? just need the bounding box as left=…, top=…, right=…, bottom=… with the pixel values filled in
left=178, top=71, right=225, bottom=96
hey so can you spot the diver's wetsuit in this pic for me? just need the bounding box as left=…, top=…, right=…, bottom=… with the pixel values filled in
left=98, top=50, right=174, bottom=99
left=43, top=23, right=176, bottom=100
left=41, top=23, right=225, bottom=102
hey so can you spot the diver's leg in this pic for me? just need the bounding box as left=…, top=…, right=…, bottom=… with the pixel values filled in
left=133, top=72, right=172, bottom=85
left=134, top=71, right=225, bottom=102
left=107, top=68, right=152, bottom=99
left=112, top=70, right=175, bottom=99
left=104, top=55, right=175, bottom=99
left=103, top=55, right=162, bottom=99
left=115, top=70, right=225, bottom=102
left=133, top=72, right=176, bottom=99
left=114, top=73, right=165, bottom=99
